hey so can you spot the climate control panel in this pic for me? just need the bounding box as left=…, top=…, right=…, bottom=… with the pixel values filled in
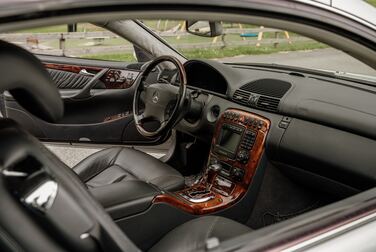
left=209, top=109, right=270, bottom=189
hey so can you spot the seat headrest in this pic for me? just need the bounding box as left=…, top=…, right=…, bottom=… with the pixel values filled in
left=0, top=40, right=63, bottom=123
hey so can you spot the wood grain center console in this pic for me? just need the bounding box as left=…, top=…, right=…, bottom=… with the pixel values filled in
left=153, top=109, right=270, bottom=214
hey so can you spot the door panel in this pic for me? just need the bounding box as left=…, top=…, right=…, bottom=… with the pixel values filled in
left=61, top=89, right=134, bottom=124
left=3, top=56, right=161, bottom=145
left=38, top=54, right=144, bottom=70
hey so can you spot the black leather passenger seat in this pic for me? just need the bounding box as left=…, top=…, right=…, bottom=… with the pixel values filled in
left=149, top=216, right=252, bottom=252
left=73, top=147, right=185, bottom=191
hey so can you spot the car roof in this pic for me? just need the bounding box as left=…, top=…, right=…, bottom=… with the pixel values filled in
left=296, top=0, right=376, bottom=27
left=0, top=0, right=375, bottom=30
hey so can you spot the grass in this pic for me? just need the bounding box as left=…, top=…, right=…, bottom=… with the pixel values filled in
left=83, top=53, right=135, bottom=62
left=41, top=33, right=288, bottom=49
left=81, top=41, right=328, bottom=62
left=15, top=20, right=329, bottom=62
left=366, top=0, right=376, bottom=7
left=182, top=41, right=328, bottom=59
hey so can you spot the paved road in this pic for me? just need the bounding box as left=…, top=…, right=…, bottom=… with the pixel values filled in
left=48, top=48, right=376, bottom=166
left=221, top=48, right=376, bottom=76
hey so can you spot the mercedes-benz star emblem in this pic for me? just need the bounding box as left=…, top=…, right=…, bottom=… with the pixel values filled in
left=152, top=91, right=159, bottom=104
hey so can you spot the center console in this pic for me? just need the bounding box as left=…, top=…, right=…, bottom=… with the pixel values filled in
left=154, top=109, right=270, bottom=214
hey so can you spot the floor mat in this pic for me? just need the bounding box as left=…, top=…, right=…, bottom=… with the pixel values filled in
left=246, top=162, right=330, bottom=229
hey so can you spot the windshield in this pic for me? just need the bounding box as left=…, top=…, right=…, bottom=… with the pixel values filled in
left=4, top=18, right=375, bottom=81
left=144, top=20, right=376, bottom=80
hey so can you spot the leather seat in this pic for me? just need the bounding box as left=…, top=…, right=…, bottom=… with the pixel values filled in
left=150, top=216, right=252, bottom=252
left=73, top=147, right=185, bottom=191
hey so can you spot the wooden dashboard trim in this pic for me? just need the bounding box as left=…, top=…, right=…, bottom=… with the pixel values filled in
left=44, top=63, right=102, bottom=74
left=153, top=109, right=270, bottom=215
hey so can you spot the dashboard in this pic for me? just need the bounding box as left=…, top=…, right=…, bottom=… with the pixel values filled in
left=180, top=59, right=376, bottom=141
left=38, top=55, right=376, bottom=196
left=175, top=58, right=376, bottom=195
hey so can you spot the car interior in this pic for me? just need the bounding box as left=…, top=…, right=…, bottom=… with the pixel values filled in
left=0, top=4, right=376, bottom=252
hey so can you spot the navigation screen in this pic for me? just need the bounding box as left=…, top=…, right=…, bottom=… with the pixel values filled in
left=218, top=128, right=242, bottom=154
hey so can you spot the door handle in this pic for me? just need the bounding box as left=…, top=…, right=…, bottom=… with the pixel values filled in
left=79, top=69, right=96, bottom=77
left=70, top=68, right=109, bottom=100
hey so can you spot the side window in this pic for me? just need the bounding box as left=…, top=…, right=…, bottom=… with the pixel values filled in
left=1, top=23, right=138, bottom=62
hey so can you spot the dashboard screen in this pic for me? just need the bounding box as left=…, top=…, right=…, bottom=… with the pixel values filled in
left=218, top=128, right=242, bottom=154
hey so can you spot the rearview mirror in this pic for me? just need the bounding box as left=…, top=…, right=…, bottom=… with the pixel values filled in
left=185, top=21, right=223, bottom=37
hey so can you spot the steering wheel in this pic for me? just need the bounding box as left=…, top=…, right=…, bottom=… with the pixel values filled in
left=133, top=55, right=187, bottom=137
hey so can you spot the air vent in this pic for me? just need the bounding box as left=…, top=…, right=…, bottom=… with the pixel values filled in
left=232, top=79, right=291, bottom=112
left=256, top=96, right=280, bottom=112
left=240, top=79, right=291, bottom=98
left=233, top=89, right=250, bottom=105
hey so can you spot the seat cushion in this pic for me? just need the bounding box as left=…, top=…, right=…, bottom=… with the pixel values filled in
left=73, top=147, right=185, bottom=191
left=149, top=216, right=252, bottom=252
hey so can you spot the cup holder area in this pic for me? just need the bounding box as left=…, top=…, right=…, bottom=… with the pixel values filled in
left=180, top=188, right=215, bottom=203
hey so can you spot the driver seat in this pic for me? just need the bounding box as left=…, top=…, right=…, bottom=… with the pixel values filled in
left=73, top=147, right=185, bottom=191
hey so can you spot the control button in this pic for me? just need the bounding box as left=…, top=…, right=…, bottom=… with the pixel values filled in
left=279, top=121, right=289, bottom=129
left=210, top=158, right=219, bottom=165
left=209, top=163, right=222, bottom=172
left=237, top=150, right=249, bottom=164
left=279, top=116, right=292, bottom=129
left=216, top=177, right=233, bottom=188
left=232, top=168, right=245, bottom=182
left=220, top=169, right=231, bottom=177
left=245, top=130, right=256, bottom=136
left=282, top=116, right=292, bottom=122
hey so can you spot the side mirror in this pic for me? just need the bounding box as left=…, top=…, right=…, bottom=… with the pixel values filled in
left=185, top=21, right=223, bottom=37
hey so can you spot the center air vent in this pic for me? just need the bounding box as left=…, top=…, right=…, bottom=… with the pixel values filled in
left=256, top=96, right=280, bottom=111
left=240, top=79, right=291, bottom=98
left=232, top=79, right=291, bottom=112
left=233, top=90, right=250, bottom=105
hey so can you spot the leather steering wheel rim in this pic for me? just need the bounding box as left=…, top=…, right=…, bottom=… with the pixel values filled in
left=133, top=55, right=187, bottom=138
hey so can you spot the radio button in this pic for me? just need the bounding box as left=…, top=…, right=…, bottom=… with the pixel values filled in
left=232, top=168, right=245, bottom=182
left=237, top=150, right=249, bottom=163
